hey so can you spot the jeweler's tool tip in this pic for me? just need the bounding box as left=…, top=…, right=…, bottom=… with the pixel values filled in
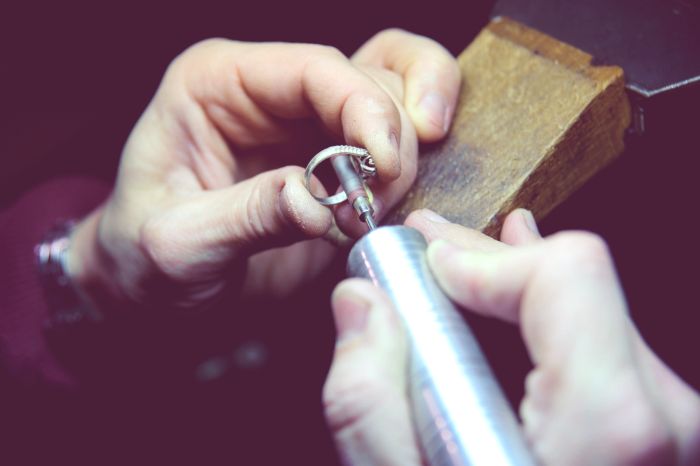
left=364, top=213, right=377, bottom=231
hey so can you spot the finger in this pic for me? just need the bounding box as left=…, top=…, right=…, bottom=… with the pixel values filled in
left=500, top=209, right=542, bottom=246
left=427, top=231, right=630, bottom=366
left=423, top=222, right=688, bottom=464
left=324, top=279, right=422, bottom=466
left=160, top=39, right=403, bottom=182
left=353, top=29, right=461, bottom=142
left=405, top=209, right=506, bottom=253
left=139, top=166, right=332, bottom=281
left=332, top=80, right=419, bottom=238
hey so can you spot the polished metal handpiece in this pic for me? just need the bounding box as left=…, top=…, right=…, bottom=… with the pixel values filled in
left=348, top=227, right=535, bottom=466
left=305, top=145, right=535, bottom=465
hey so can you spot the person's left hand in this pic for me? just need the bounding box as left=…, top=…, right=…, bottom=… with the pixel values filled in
left=65, top=30, right=461, bottom=313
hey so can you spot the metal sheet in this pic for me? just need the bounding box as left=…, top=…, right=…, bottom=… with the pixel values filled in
left=492, top=0, right=700, bottom=97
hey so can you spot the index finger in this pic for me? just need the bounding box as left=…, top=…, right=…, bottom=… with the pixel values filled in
left=405, top=209, right=506, bottom=253
left=159, top=39, right=403, bottom=181
left=353, top=29, right=461, bottom=142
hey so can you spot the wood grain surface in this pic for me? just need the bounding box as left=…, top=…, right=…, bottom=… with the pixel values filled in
left=389, top=17, right=631, bottom=236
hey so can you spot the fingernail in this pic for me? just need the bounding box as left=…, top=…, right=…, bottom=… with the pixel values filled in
left=419, top=92, right=449, bottom=133
left=520, top=209, right=540, bottom=235
left=419, top=209, right=450, bottom=224
left=443, top=105, right=452, bottom=134
left=332, top=291, right=370, bottom=341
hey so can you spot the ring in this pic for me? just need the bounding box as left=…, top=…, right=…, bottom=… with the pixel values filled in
left=304, top=145, right=375, bottom=206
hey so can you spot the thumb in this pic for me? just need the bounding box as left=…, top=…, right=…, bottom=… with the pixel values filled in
left=139, top=166, right=332, bottom=281
left=426, top=231, right=631, bottom=364
left=324, top=279, right=422, bottom=466
left=212, top=166, right=333, bottom=250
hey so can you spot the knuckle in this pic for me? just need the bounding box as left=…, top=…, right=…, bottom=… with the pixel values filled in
left=178, top=38, right=228, bottom=63
left=549, top=231, right=612, bottom=270
left=139, top=217, right=184, bottom=279
left=604, top=386, right=676, bottom=464
left=374, top=27, right=409, bottom=43
left=302, top=44, right=348, bottom=79
left=169, top=39, right=212, bottom=70
left=308, top=44, right=344, bottom=61
left=614, top=420, right=675, bottom=464
left=526, top=372, right=677, bottom=465
left=163, top=38, right=230, bottom=87
left=185, top=37, right=228, bottom=53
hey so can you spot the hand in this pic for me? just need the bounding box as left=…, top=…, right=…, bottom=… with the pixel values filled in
left=323, top=209, right=700, bottom=465
left=64, top=31, right=461, bottom=312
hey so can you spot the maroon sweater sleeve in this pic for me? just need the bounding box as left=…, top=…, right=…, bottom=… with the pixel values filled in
left=0, top=176, right=110, bottom=388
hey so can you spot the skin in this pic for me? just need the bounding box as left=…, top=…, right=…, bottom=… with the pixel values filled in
left=60, top=28, right=700, bottom=465
left=325, top=209, right=700, bottom=466
left=64, top=29, right=461, bottom=313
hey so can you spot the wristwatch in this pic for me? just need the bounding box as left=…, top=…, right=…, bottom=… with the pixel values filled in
left=35, top=220, right=103, bottom=330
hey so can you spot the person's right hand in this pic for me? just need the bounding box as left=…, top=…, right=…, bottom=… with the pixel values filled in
left=323, top=209, right=700, bottom=465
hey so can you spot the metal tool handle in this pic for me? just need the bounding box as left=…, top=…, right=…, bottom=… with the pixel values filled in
left=347, top=226, right=535, bottom=466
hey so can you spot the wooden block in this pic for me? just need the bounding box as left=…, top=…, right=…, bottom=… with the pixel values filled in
left=389, top=17, right=631, bottom=236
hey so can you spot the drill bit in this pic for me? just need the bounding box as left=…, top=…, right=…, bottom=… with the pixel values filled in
left=330, top=155, right=376, bottom=232
left=364, top=211, right=377, bottom=230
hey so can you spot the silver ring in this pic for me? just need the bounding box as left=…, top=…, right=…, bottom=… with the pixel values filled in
left=304, top=145, right=373, bottom=206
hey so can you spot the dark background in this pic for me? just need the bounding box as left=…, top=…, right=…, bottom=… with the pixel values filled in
left=1, top=1, right=698, bottom=464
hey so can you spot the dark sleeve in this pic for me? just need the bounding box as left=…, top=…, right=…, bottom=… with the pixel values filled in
left=0, top=176, right=110, bottom=388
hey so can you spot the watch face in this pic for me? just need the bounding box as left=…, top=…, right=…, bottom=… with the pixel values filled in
left=37, top=221, right=103, bottom=330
